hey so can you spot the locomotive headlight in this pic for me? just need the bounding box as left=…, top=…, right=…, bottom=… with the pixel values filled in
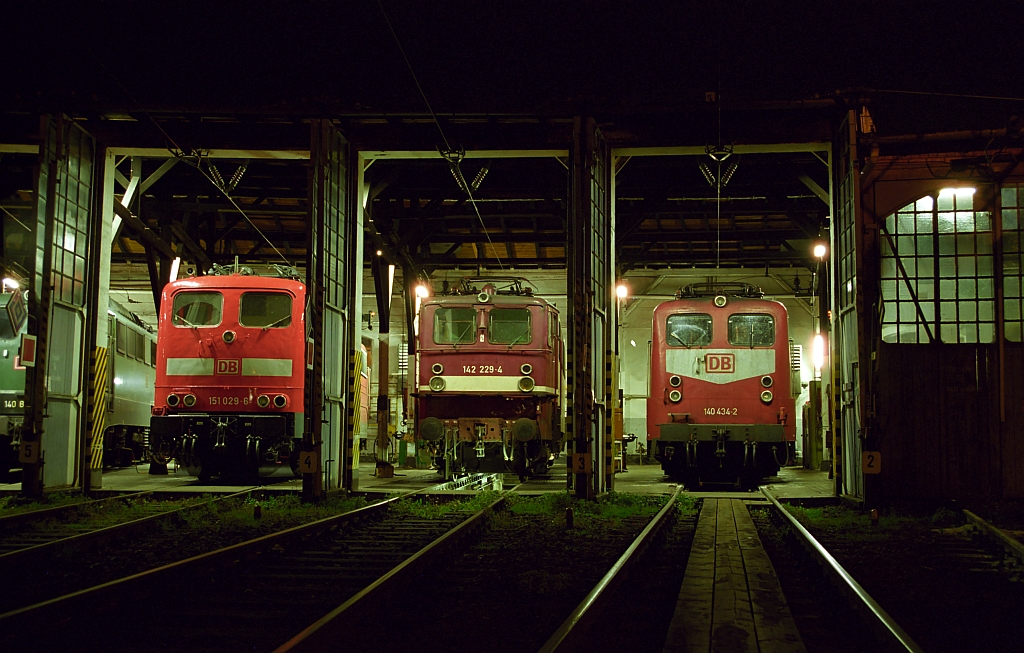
left=669, top=375, right=681, bottom=387
left=257, top=394, right=271, bottom=408
left=429, top=376, right=446, bottom=391
left=183, top=394, right=197, bottom=407
left=668, top=389, right=682, bottom=403
left=760, top=390, right=774, bottom=404
left=761, top=376, right=773, bottom=388
left=518, top=376, right=535, bottom=392
left=714, top=295, right=727, bottom=308
left=520, top=363, right=533, bottom=375
left=273, top=394, right=288, bottom=408
left=223, top=330, right=236, bottom=343
left=431, top=362, right=444, bottom=375
left=166, top=393, right=180, bottom=407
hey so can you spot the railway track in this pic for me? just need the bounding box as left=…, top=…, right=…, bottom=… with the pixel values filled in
left=0, top=477, right=497, bottom=652
left=758, top=491, right=1024, bottom=653
left=280, top=488, right=689, bottom=653
left=0, top=489, right=259, bottom=613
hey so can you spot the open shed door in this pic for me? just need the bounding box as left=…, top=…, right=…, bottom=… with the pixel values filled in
left=833, top=109, right=869, bottom=501
left=567, top=117, right=613, bottom=498
left=305, top=120, right=358, bottom=496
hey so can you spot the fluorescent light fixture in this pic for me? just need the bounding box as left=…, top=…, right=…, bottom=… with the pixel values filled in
left=2, top=278, right=19, bottom=290
left=169, top=257, right=181, bottom=282
left=811, top=334, right=825, bottom=370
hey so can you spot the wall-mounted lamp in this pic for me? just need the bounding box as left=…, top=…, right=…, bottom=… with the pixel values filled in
left=616, top=283, right=629, bottom=299
left=811, top=333, right=826, bottom=371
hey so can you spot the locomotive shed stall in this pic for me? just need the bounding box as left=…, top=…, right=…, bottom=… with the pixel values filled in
left=2, top=6, right=1024, bottom=651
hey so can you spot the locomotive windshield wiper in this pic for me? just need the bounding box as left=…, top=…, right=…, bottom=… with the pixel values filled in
left=174, top=314, right=201, bottom=329
left=261, top=314, right=291, bottom=330
left=507, top=330, right=530, bottom=349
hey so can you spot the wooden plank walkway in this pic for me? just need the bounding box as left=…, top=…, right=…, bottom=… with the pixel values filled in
left=663, top=498, right=806, bottom=653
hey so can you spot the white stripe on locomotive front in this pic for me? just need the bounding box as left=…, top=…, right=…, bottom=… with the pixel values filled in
left=166, top=357, right=293, bottom=376
left=241, top=358, right=293, bottom=376
left=419, top=376, right=556, bottom=394
left=665, top=348, right=776, bottom=385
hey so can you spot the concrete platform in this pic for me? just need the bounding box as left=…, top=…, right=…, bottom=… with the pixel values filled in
left=1, top=460, right=835, bottom=500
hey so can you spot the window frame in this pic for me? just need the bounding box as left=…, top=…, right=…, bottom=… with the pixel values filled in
left=726, top=313, right=776, bottom=347
left=171, top=291, right=224, bottom=328
left=665, top=313, right=713, bottom=347
left=432, top=306, right=478, bottom=345
left=238, top=291, right=294, bottom=329
left=487, top=307, right=533, bottom=345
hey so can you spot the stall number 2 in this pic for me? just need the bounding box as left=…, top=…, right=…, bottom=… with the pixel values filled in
left=462, top=365, right=502, bottom=374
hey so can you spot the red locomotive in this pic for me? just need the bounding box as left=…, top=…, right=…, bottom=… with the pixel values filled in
left=415, top=278, right=564, bottom=480
left=149, top=266, right=306, bottom=481
left=647, top=283, right=797, bottom=488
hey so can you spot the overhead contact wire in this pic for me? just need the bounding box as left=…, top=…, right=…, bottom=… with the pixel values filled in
left=94, top=54, right=292, bottom=269
left=376, top=0, right=504, bottom=271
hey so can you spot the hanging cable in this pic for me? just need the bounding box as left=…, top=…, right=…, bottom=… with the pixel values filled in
left=377, top=0, right=503, bottom=270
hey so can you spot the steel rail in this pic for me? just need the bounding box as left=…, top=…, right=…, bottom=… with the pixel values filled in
left=0, top=487, right=258, bottom=568
left=963, top=509, right=1024, bottom=564
left=0, top=491, right=152, bottom=530
left=0, top=478, right=455, bottom=633
left=538, top=487, right=683, bottom=653
left=760, top=489, right=924, bottom=653
left=275, top=494, right=508, bottom=652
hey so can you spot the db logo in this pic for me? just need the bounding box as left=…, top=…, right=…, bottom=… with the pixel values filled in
left=706, top=353, right=735, bottom=373
left=216, top=359, right=241, bottom=375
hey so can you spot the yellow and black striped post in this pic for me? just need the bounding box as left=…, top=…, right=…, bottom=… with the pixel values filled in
left=344, top=350, right=363, bottom=491
left=85, top=346, right=109, bottom=492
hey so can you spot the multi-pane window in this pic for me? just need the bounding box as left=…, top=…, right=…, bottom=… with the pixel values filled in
left=1003, top=185, right=1024, bottom=341
left=880, top=190, right=996, bottom=343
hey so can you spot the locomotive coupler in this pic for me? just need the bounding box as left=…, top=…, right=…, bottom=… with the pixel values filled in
left=712, top=429, right=728, bottom=468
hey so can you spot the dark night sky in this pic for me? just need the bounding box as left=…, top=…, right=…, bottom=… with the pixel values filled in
left=4, top=1, right=1024, bottom=132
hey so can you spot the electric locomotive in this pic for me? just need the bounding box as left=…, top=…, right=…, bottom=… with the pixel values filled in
left=647, top=283, right=797, bottom=488
left=149, top=266, right=305, bottom=482
left=415, top=278, right=564, bottom=480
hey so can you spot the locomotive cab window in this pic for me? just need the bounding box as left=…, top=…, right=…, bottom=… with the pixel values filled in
left=240, top=292, right=293, bottom=328
left=728, top=314, right=775, bottom=347
left=489, top=308, right=532, bottom=345
left=666, top=314, right=712, bottom=347
left=171, top=292, right=223, bottom=327
left=434, top=307, right=477, bottom=344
